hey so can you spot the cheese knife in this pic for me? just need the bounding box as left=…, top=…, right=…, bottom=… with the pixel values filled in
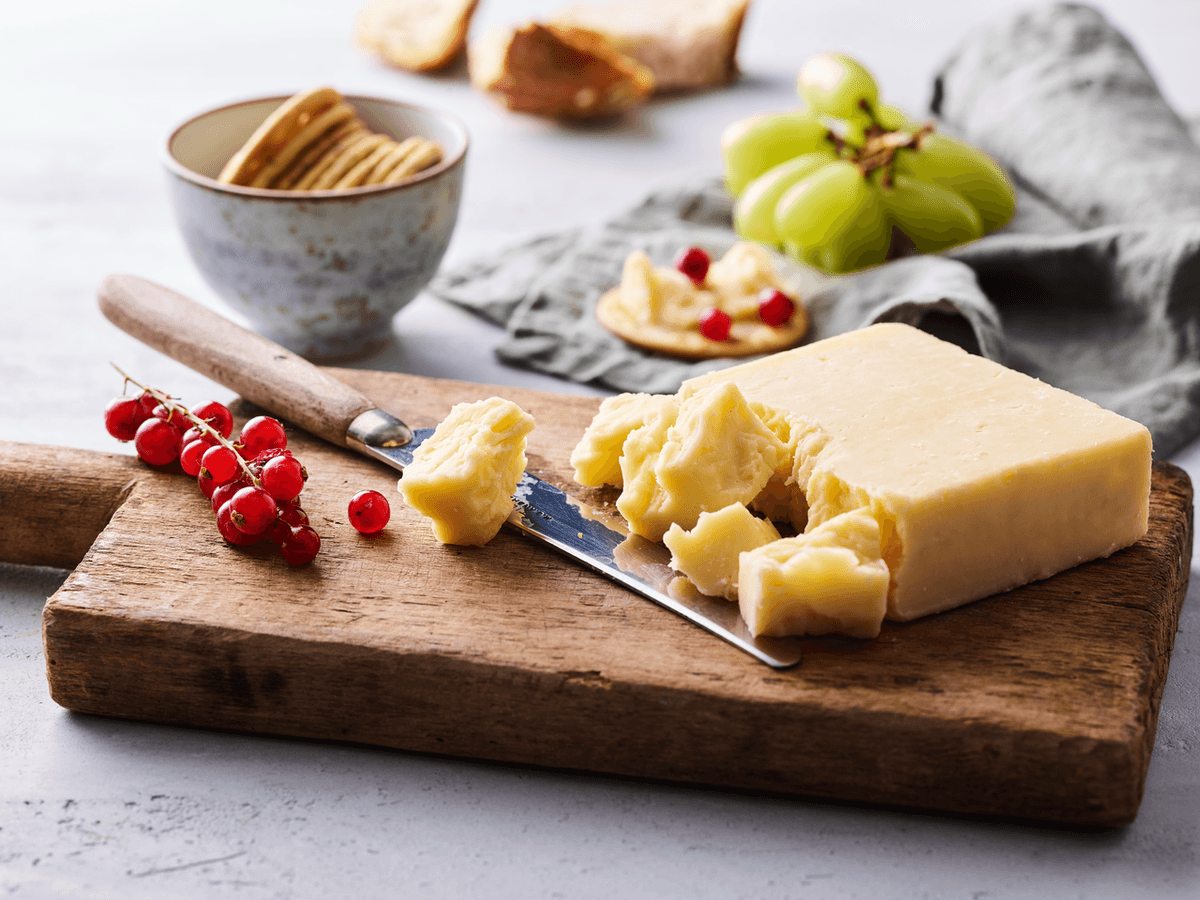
left=98, top=274, right=803, bottom=669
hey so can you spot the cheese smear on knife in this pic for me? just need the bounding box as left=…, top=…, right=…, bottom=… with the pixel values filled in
left=399, top=397, right=535, bottom=546
left=574, top=323, right=1152, bottom=637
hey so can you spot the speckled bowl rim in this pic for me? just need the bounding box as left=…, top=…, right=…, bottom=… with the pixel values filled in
left=162, top=93, right=468, bottom=201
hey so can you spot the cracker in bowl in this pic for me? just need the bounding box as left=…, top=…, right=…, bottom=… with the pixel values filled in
left=217, top=87, right=443, bottom=192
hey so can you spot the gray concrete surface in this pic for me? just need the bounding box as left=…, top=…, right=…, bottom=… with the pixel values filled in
left=2, top=1, right=1198, bottom=896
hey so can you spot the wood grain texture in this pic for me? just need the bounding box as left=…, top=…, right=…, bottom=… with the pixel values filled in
left=28, top=369, right=1193, bottom=827
left=97, top=274, right=376, bottom=447
left=0, top=442, right=141, bottom=569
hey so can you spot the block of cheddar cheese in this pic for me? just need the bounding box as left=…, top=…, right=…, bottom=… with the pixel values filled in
left=681, top=323, right=1152, bottom=622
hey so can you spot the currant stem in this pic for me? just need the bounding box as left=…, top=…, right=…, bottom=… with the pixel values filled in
left=111, top=363, right=260, bottom=487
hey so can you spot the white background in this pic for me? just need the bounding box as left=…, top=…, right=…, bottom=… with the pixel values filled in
left=2, top=1, right=1198, bottom=897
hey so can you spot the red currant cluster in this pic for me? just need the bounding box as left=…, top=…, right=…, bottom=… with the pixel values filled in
left=673, top=246, right=798, bottom=342
left=103, top=378, right=321, bottom=564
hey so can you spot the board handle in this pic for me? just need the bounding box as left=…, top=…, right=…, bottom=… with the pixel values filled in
left=98, top=274, right=378, bottom=448
left=0, top=442, right=142, bottom=569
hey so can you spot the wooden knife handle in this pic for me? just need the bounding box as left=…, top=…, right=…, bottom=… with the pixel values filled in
left=98, top=274, right=377, bottom=448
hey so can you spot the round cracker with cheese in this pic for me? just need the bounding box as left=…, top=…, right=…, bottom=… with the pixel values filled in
left=595, top=242, right=812, bottom=360
left=596, top=287, right=809, bottom=359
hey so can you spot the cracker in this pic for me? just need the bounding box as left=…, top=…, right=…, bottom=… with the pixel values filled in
left=218, top=86, right=342, bottom=186
left=595, top=287, right=810, bottom=360
left=382, top=139, right=443, bottom=183
left=361, top=136, right=423, bottom=184
left=249, top=102, right=356, bottom=189
left=273, top=119, right=364, bottom=190
left=332, top=139, right=398, bottom=189
left=294, top=127, right=373, bottom=191
left=310, top=134, right=390, bottom=190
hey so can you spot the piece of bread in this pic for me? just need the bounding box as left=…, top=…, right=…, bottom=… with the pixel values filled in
left=469, top=22, right=655, bottom=119
left=549, top=0, right=750, bottom=92
left=355, top=0, right=480, bottom=72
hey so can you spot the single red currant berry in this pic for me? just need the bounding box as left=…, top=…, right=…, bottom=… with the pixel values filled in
left=179, top=439, right=207, bottom=477
left=152, top=403, right=189, bottom=429
left=278, top=501, right=309, bottom=527
left=210, top=476, right=251, bottom=514
left=200, top=445, right=240, bottom=486
left=229, top=486, right=278, bottom=535
left=133, top=417, right=182, bottom=466
left=238, top=416, right=287, bottom=458
left=699, top=308, right=732, bottom=342
left=191, top=400, right=234, bottom=438
left=280, top=525, right=321, bottom=565
left=104, top=396, right=148, bottom=442
left=181, top=426, right=220, bottom=449
left=675, top=247, right=710, bottom=285
left=348, top=490, right=390, bottom=534
left=266, top=503, right=309, bottom=544
left=135, top=392, right=158, bottom=421
left=757, top=289, right=795, bottom=327
left=198, top=471, right=219, bottom=500
left=217, top=500, right=260, bottom=547
left=260, top=455, right=306, bottom=501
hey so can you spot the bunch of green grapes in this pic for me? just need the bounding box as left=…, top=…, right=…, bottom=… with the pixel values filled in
left=722, top=53, right=1015, bottom=274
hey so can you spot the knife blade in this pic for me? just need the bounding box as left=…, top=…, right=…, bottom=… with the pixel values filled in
left=98, top=274, right=803, bottom=669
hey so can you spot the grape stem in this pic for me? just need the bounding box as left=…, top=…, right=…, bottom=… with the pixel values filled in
left=852, top=121, right=935, bottom=183
left=111, top=363, right=261, bottom=487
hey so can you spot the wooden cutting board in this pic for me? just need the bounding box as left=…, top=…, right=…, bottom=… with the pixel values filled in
left=3, top=369, right=1191, bottom=827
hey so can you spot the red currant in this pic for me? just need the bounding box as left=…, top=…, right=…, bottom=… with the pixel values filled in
left=757, top=289, right=795, bottom=327
left=267, top=502, right=310, bottom=544
left=104, top=396, right=150, bottom=442
left=675, top=247, right=710, bottom=285
left=260, top=455, right=306, bottom=501
left=191, top=400, right=234, bottom=438
left=181, top=426, right=220, bottom=449
left=229, top=486, right=278, bottom=535
left=133, top=417, right=182, bottom=466
left=210, top=476, right=251, bottom=514
left=217, top=500, right=260, bottom=546
left=152, top=403, right=189, bottom=429
left=278, top=501, right=309, bottom=527
left=200, top=445, right=240, bottom=486
left=238, top=416, right=287, bottom=458
left=280, top=525, right=321, bottom=565
left=135, top=392, right=158, bottom=420
left=179, top=439, right=207, bottom=477
left=348, top=490, right=390, bottom=534
left=699, top=308, right=732, bottom=342
left=198, top=471, right=220, bottom=500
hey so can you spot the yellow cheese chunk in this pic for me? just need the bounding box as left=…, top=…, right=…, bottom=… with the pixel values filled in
left=738, top=509, right=889, bottom=638
left=663, top=502, right=782, bottom=600
left=398, top=397, right=535, bottom=546
left=705, top=241, right=787, bottom=319
left=570, top=392, right=677, bottom=488
left=685, top=323, right=1152, bottom=622
left=616, top=250, right=658, bottom=325
left=617, top=381, right=786, bottom=541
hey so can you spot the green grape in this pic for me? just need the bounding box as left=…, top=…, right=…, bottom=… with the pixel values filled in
left=875, top=172, right=983, bottom=253
left=892, top=134, right=1015, bottom=231
left=723, top=111, right=832, bottom=197
left=774, top=160, right=890, bottom=274
left=821, top=111, right=871, bottom=149
left=734, top=152, right=838, bottom=244
left=797, top=53, right=879, bottom=119
left=874, top=104, right=918, bottom=132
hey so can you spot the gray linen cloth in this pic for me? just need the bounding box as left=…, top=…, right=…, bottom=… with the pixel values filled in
left=428, top=3, right=1200, bottom=456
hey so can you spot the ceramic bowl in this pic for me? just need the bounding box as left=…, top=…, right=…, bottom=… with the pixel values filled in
left=163, top=94, right=468, bottom=361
